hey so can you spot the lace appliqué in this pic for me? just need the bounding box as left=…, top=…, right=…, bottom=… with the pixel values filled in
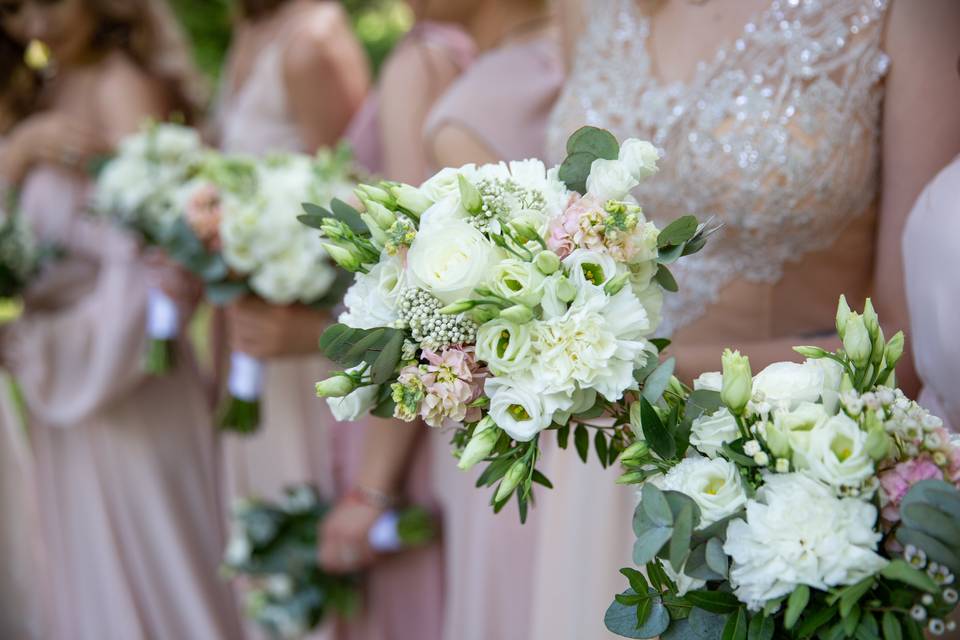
left=547, top=0, right=890, bottom=336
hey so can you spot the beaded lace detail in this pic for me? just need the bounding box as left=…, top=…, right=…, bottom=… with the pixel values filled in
left=547, top=0, right=890, bottom=335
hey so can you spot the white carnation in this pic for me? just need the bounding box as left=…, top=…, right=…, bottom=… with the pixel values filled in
left=723, top=473, right=887, bottom=610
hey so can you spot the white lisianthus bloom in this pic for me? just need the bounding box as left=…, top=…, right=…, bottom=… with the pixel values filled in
left=767, top=401, right=829, bottom=458
left=723, top=472, right=887, bottom=610
left=652, top=457, right=747, bottom=526
left=476, top=319, right=536, bottom=377
left=618, top=139, right=660, bottom=181
left=563, top=248, right=620, bottom=290
left=752, top=360, right=825, bottom=410
left=339, top=256, right=406, bottom=329
left=539, top=273, right=573, bottom=320
left=407, top=220, right=499, bottom=304
left=586, top=158, right=639, bottom=202
left=535, top=285, right=649, bottom=401
left=690, top=408, right=740, bottom=458
left=488, top=258, right=545, bottom=306
left=792, top=413, right=874, bottom=491
left=485, top=376, right=572, bottom=442
left=693, top=371, right=723, bottom=392
left=327, top=380, right=379, bottom=421
left=633, top=283, right=663, bottom=335
left=807, top=357, right=844, bottom=414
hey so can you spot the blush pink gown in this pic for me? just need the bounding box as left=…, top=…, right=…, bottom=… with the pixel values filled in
left=903, top=156, right=960, bottom=432
left=421, top=31, right=564, bottom=640
left=0, top=166, right=241, bottom=640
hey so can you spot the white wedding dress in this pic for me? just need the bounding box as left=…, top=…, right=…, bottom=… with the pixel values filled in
left=533, top=0, right=891, bottom=637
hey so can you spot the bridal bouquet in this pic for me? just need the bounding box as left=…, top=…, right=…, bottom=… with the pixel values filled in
left=308, top=127, right=714, bottom=519
left=0, top=210, right=45, bottom=301
left=607, top=297, right=960, bottom=640
left=166, top=148, right=355, bottom=433
left=93, top=122, right=204, bottom=374
left=223, top=484, right=435, bottom=639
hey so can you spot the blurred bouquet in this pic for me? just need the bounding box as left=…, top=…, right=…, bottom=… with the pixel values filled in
left=93, top=122, right=204, bottom=374
left=223, top=484, right=435, bottom=639
left=165, top=147, right=357, bottom=433
left=307, top=126, right=715, bottom=520
left=606, top=297, right=960, bottom=640
left=0, top=211, right=42, bottom=302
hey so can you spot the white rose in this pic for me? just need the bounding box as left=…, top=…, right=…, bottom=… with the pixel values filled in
left=339, top=256, right=406, bottom=329
left=327, top=383, right=379, bottom=422
left=807, top=357, right=843, bottom=414
left=652, top=457, right=747, bottom=526
left=690, top=408, right=740, bottom=458
left=585, top=158, right=639, bottom=202
left=618, top=139, right=660, bottom=181
left=420, top=167, right=469, bottom=202
left=723, top=472, right=887, bottom=610
left=752, top=360, right=825, bottom=410
left=475, top=319, right=536, bottom=377
left=407, top=220, right=499, bottom=304
left=693, top=371, right=723, bottom=392
left=488, top=258, right=545, bottom=307
left=418, top=194, right=464, bottom=228
left=792, top=413, right=874, bottom=491
left=485, top=376, right=557, bottom=442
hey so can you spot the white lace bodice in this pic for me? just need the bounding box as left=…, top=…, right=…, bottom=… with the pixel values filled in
left=547, top=0, right=890, bottom=335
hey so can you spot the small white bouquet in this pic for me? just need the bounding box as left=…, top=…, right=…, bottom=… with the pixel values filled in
left=0, top=209, right=45, bottom=301
left=307, top=127, right=715, bottom=519
left=165, top=148, right=356, bottom=433
left=93, top=122, right=204, bottom=374
left=607, top=297, right=960, bottom=640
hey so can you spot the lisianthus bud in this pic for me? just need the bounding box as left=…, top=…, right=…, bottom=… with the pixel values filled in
left=321, top=243, right=361, bottom=272
left=356, top=183, right=395, bottom=208
left=500, top=304, right=534, bottom=324
left=495, top=460, right=528, bottom=502
left=360, top=213, right=388, bottom=247
left=836, top=295, right=852, bottom=338
left=616, top=471, right=645, bottom=485
left=533, top=250, right=561, bottom=275
left=620, top=440, right=650, bottom=464
left=721, top=349, right=752, bottom=414
left=469, top=305, right=499, bottom=324
left=884, top=331, right=904, bottom=368
left=315, top=374, right=357, bottom=398
left=439, top=299, right=476, bottom=315
left=765, top=423, right=790, bottom=458
left=840, top=372, right=854, bottom=393
left=793, top=345, right=828, bottom=359
left=864, top=426, right=890, bottom=461
left=842, top=313, right=871, bottom=367
left=603, top=272, right=630, bottom=296
left=862, top=298, right=879, bottom=340
left=458, top=174, right=482, bottom=213
left=391, top=183, right=432, bottom=216
left=364, top=200, right=397, bottom=230
left=458, top=420, right=500, bottom=470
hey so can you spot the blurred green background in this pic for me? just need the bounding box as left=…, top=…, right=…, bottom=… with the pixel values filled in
left=168, top=0, right=413, bottom=83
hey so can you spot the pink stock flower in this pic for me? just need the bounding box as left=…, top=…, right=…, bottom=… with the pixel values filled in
left=417, top=347, right=485, bottom=428
left=548, top=193, right=602, bottom=258
left=878, top=455, right=944, bottom=522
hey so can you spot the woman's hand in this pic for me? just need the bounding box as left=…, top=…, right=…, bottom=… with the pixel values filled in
left=0, top=111, right=103, bottom=184
left=224, top=296, right=329, bottom=359
left=142, top=249, right=203, bottom=321
left=317, top=495, right=386, bottom=574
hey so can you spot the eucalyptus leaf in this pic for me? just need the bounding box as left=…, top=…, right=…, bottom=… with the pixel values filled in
left=669, top=503, right=695, bottom=569
left=642, top=357, right=676, bottom=404
left=899, top=479, right=960, bottom=520
left=656, top=243, right=685, bottom=265
left=900, top=502, right=960, bottom=542
left=558, top=151, right=596, bottom=194
left=330, top=198, right=367, bottom=231
left=655, top=264, right=679, bottom=292
left=633, top=526, right=674, bottom=566
left=641, top=484, right=674, bottom=527
left=705, top=538, right=728, bottom=578
left=297, top=211, right=328, bottom=230
left=342, top=328, right=387, bottom=367
left=897, top=527, right=960, bottom=574
left=658, top=215, right=699, bottom=249
left=686, top=390, right=723, bottom=421
left=661, top=608, right=727, bottom=640
left=369, top=330, right=404, bottom=384
left=566, top=126, right=620, bottom=160
left=604, top=589, right=670, bottom=639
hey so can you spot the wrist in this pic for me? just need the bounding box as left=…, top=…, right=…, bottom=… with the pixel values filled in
left=344, top=484, right=400, bottom=512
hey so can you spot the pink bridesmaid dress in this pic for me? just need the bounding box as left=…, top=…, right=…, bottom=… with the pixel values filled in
left=1, top=166, right=241, bottom=640
left=334, top=21, right=476, bottom=640
left=420, top=31, right=564, bottom=640
left=903, top=156, right=960, bottom=432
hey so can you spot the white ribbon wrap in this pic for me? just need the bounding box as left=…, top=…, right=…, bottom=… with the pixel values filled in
left=146, top=288, right=179, bottom=340
left=367, top=510, right=402, bottom=552
left=228, top=351, right=264, bottom=402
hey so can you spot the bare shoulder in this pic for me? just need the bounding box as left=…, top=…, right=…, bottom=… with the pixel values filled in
left=380, top=37, right=459, bottom=97
left=96, top=52, right=166, bottom=134
left=283, top=2, right=356, bottom=71
left=884, top=0, right=960, bottom=53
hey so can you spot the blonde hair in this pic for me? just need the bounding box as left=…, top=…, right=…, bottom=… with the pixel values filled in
left=86, top=0, right=208, bottom=120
